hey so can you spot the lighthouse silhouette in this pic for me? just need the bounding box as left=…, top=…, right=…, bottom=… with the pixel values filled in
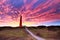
left=19, top=15, right=22, bottom=27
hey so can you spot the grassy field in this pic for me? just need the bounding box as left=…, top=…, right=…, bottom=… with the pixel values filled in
left=28, top=27, right=60, bottom=40
left=0, top=27, right=60, bottom=40
left=0, top=27, right=35, bottom=40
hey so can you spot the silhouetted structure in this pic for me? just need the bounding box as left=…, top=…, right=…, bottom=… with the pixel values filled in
left=19, top=15, right=22, bottom=27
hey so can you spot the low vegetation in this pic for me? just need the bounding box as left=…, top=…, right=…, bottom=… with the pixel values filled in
left=0, top=26, right=60, bottom=40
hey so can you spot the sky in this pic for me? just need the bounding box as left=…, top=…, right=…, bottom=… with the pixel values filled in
left=0, top=0, right=60, bottom=27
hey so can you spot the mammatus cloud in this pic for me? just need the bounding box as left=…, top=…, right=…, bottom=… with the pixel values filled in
left=0, top=0, right=60, bottom=27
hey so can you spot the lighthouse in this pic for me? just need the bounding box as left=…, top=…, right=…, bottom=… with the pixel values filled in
left=19, top=15, right=22, bottom=27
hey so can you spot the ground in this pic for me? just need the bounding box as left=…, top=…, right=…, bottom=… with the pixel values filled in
left=0, top=27, right=35, bottom=40
left=0, top=27, right=60, bottom=40
left=28, top=27, right=60, bottom=40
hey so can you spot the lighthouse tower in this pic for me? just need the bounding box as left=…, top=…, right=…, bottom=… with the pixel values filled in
left=19, top=15, right=22, bottom=27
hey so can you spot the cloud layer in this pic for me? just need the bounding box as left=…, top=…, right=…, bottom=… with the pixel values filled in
left=0, top=0, right=60, bottom=27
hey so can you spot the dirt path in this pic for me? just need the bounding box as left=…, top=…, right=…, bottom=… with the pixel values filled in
left=25, top=28, right=45, bottom=40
